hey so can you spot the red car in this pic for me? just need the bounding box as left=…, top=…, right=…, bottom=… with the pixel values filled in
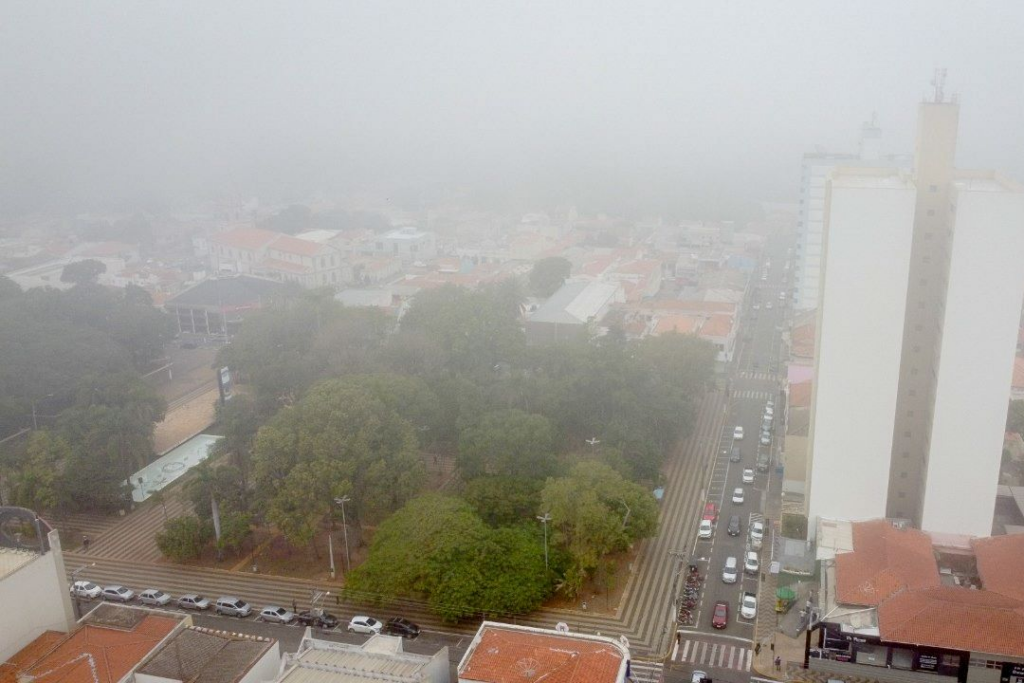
left=702, top=502, right=717, bottom=523
left=711, top=601, right=729, bottom=629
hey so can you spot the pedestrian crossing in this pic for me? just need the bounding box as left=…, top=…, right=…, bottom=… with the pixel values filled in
left=734, top=389, right=774, bottom=400
left=629, top=660, right=664, bottom=682
left=672, top=637, right=753, bottom=672
left=738, top=371, right=775, bottom=381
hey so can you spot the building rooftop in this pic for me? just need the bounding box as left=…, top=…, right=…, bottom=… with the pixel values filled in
left=529, top=281, right=621, bottom=325
left=5, top=605, right=182, bottom=683
left=789, top=380, right=813, bottom=409
left=653, top=315, right=701, bottom=336
left=280, top=634, right=444, bottom=683
left=878, top=586, right=1024, bottom=659
left=164, top=275, right=292, bottom=310
left=458, top=622, right=628, bottom=683
left=0, top=631, right=66, bottom=683
left=137, top=627, right=275, bottom=683
left=835, top=520, right=940, bottom=606
left=209, top=228, right=280, bottom=251
left=270, top=234, right=332, bottom=257
left=0, top=548, right=37, bottom=580
left=973, top=534, right=1024, bottom=602
left=260, top=257, right=313, bottom=274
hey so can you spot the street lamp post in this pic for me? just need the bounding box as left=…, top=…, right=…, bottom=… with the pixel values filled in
left=70, top=563, right=95, bottom=620
left=334, top=496, right=351, bottom=574
left=537, top=513, right=551, bottom=571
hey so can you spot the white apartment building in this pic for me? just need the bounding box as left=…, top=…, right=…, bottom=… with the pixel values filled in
left=373, top=227, right=437, bottom=263
left=807, top=93, right=1024, bottom=539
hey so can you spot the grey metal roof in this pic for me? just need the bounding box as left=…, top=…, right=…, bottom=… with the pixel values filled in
left=164, top=275, right=292, bottom=309
left=138, top=627, right=274, bottom=683
left=528, top=280, right=619, bottom=325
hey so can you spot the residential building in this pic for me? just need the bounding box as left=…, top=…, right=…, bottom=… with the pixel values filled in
left=372, top=227, right=437, bottom=264
left=794, top=121, right=911, bottom=311
left=276, top=631, right=449, bottom=683
left=207, top=228, right=280, bottom=275
left=163, top=275, right=293, bottom=338
left=457, top=621, right=631, bottom=683
left=525, top=280, right=624, bottom=345
left=811, top=519, right=1024, bottom=683
left=807, top=92, right=1024, bottom=538
left=257, top=234, right=348, bottom=288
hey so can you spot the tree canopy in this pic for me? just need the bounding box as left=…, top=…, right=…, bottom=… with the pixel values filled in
left=60, top=259, right=107, bottom=286
left=528, top=257, right=572, bottom=297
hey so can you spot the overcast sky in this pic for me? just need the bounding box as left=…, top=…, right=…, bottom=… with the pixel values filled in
left=2, top=1, right=1023, bottom=218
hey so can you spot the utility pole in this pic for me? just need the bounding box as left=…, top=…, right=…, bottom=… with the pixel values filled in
left=334, top=496, right=351, bottom=573
left=537, top=513, right=551, bottom=571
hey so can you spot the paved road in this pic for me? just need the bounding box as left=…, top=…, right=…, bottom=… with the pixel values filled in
left=666, top=235, right=793, bottom=683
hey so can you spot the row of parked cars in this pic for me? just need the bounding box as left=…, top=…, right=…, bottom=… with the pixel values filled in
left=68, top=581, right=420, bottom=637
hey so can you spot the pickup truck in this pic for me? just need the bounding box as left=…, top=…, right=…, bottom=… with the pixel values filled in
left=740, top=591, right=758, bottom=620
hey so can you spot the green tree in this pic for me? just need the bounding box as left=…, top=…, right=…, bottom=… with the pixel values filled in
left=529, top=257, right=572, bottom=297
left=462, top=476, right=542, bottom=527
left=60, top=259, right=107, bottom=286
left=458, top=409, right=557, bottom=480
left=266, top=458, right=351, bottom=556
left=156, top=515, right=212, bottom=561
left=540, top=461, right=659, bottom=597
left=12, top=431, right=69, bottom=513
left=0, top=275, right=20, bottom=301
left=216, top=511, right=253, bottom=555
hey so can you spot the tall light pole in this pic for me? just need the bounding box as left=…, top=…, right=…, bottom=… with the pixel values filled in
left=70, top=563, right=95, bottom=620
left=334, top=496, right=351, bottom=573
left=537, top=513, right=551, bottom=571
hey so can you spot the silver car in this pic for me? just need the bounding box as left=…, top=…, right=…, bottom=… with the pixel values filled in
left=178, top=594, right=211, bottom=610
left=70, top=580, right=102, bottom=599
left=101, top=585, right=135, bottom=602
left=138, top=589, right=172, bottom=606
left=259, top=606, right=296, bottom=624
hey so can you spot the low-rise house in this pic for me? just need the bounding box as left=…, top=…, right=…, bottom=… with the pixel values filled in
left=276, top=631, right=448, bottom=683
left=526, top=280, right=624, bottom=345
left=135, top=626, right=280, bottom=683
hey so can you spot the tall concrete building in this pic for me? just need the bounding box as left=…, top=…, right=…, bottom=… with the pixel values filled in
left=793, top=121, right=910, bottom=311
left=807, top=86, right=1024, bottom=539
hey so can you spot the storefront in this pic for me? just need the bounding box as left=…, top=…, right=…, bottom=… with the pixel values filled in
left=814, top=623, right=969, bottom=681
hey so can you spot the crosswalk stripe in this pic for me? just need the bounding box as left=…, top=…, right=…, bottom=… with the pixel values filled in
left=698, top=642, right=707, bottom=664
left=681, top=639, right=691, bottom=661
left=718, top=645, right=726, bottom=667
left=675, top=640, right=755, bottom=672
left=728, top=647, right=736, bottom=669
left=746, top=648, right=753, bottom=671
left=672, top=639, right=679, bottom=661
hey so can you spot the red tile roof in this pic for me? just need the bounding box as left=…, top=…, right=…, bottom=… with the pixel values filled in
left=654, top=315, right=701, bottom=336
left=835, top=520, right=940, bottom=606
left=614, top=259, right=661, bottom=276
left=789, top=380, right=813, bottom=408
left=209, top=228, right=280, bottom=251
left=699, top=313, right=734, bottom=338
left=9, top=615, right=179, bottom=683
left=878, top=586, right=1024, bottom=658
left=460, top=625, right=626, bottom=683
left=630, top=299, right=736, bottom=315
left=268, top=234, right=331, bottom=257
left=0, top=631, right=66, bottom=683
left=973, top=534, right=1024, bottom=602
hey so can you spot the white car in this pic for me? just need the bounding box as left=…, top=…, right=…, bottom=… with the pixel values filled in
left=70, top=581, right=102, bottom=599
left=753, top=302, right=760, bottom=310
left=764, top=406, right=774, bottom=418
left=750, top=521, right=765, bottom=549
left=348, top=616, right=383, bottom=634
left=259, top=606, right=296, bottom=624
left=742, top=468, right=755, bottom=484
left=760, top=432, right=771, bottom=446
left=733, top=426, right=744, bottom=440
left=765, top=302, right=773, bottom=309
left=138, top=589, right=172, bottom=606
left=692, top=671, right=708, bottom=683
left=741, top=593, right=758, bottom=620
left=102, top=585, right=135, bottom=602
left=698, top=519, right=713, bottom=539
left=732, top=488, right=745, bottom=504
left=744, top=551, right=760, bottom=575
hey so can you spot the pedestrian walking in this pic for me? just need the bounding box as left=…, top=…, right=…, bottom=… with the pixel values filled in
left=82, top=536, right=90, bottom=551
left=292, top=599, right=297, bottom=613
left=755, top=642, right=761, bottom=656
left=774, top=656, right=782, bottom=671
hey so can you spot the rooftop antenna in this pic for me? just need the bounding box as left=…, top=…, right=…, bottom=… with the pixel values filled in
left=931, top=68, right=947, bottom=103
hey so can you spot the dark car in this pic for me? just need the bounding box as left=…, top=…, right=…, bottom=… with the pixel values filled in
left=727, top=515, right=741, bottom=537
left=729, top=446, right=742, bottom=463
left=295, top=610, right=341, bottom=629
left=384, top=617, right=421, bottom=639
left=712, top=600, right=729, bottom=629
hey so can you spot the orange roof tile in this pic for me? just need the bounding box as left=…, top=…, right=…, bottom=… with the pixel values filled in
left=269, top=234, right=331, bottom=257
left=630, top=299, right=736, bottom=315
left=973, top=534, right=1024, bottom=602
left=614, top=259, right=661, bottom=276
left=835, top=519, right=940, bottom=607
left=11, top=615, right=178, bottom=683
left=699, top=313, right=734, bottom=338
left=461, top=626, right=625, bottom=683
left=208, top=228, right=280, bottom=251
left=0, top=631, right=65, bottom=683
left=789, top=380, right=813, bottom=408
left=654, top=315, right=701, bottom=336
left=878, top=586, right=1024, bottom=658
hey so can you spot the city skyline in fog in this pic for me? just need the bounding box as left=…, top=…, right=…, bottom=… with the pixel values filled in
left=2, top=1, right=1023, bottom=218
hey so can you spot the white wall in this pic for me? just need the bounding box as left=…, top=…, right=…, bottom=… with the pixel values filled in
left=923, top=183, right=1024, bottom=536
left=0, top=536, right=75, bottom=662
left=807, top=175, right=917, bottom=537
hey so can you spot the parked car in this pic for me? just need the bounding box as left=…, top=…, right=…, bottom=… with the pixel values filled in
left=744, top=551, right=760, bottom=575
left=215, top=597, right=252, bottom=618
left=730, top=446, right=742, bottom=463
left=741, top=592, right=758, bottom=620
left=727, top=515, right=741, bottom=537
left=348, top=616, right=383, bottom=634
left=702, top=502, right=717, bottom=523
left=760, top=431, right=771, bottom=446
left=177, top=594, right=211, bottom=611
left=70, top=581, right=102, bottom=600
left=296, top=610, right=341, bottom=629
left=742, top=468, right=755, bottom=484
left=733, top=426, right=744, bottom=440
left=722, top=556, right=738, bottom=584
left=750, top=521, right=765, bottom=549
left=732, top=487, right=745, bottom=504
left=384, top=617, right=421, bottom=638
left=698, top=519, right=713, bottom=539
left=711, top=601, right=729, bottom=629
left=765, top=302, right=773, bottom=309
left=101, top=585, right=135, bottom=603
left=692, top=671, right=708, bottom=683
left=138, top=589, right=172, bottom=606
left=764, top=406, right=774, bottom=418
left=259, top=606, right=296, bottom=624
